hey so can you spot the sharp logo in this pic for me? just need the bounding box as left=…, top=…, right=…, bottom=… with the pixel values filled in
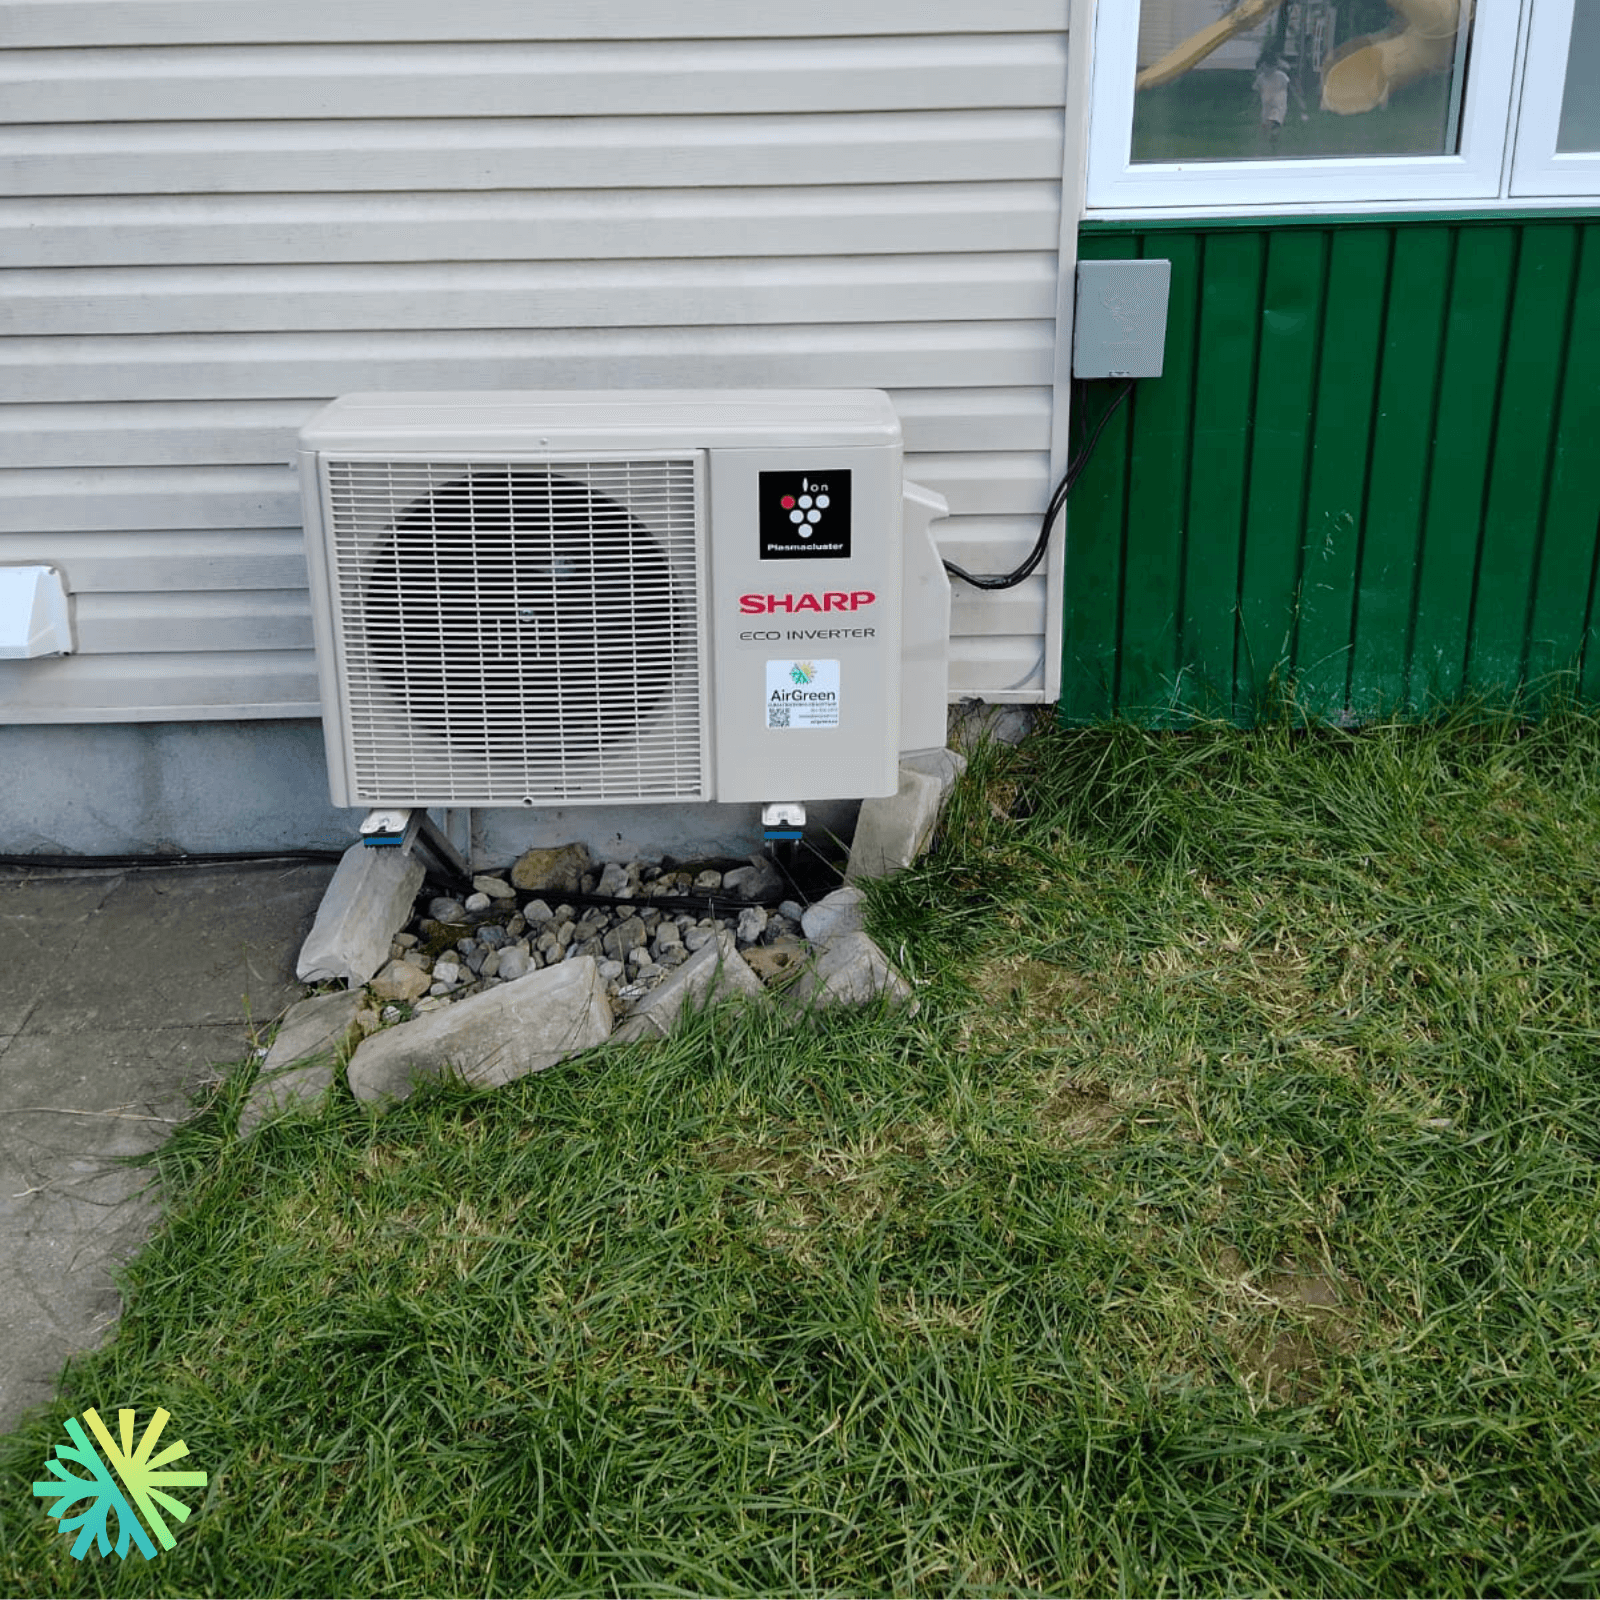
left=739, top=592, right=876, bottom=615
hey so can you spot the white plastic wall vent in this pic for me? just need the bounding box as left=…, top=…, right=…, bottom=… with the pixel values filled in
left=297, top=391, right=949, bottom=810
left=0, top=566, right=72, bottom=659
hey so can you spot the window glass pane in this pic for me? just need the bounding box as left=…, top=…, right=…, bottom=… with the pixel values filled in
left=1131, top=0, right=1473, bottom=164
left=1556, top=1, right=1600, bottom=152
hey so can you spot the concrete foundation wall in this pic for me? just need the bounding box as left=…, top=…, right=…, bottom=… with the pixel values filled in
left=0, top=719, right=859, bottom=866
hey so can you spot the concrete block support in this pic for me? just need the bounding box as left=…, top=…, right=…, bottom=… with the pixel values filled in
left=845, top=765, right=946, bottom=882
left=296, top=843, right=425, bottom=986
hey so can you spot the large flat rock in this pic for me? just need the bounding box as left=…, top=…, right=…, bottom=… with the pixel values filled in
left=347, top=957, right=612, bottom=1104
left=790, top=930, right=914, bottom=1010
left=612, top=930, right=765, bottom=1043
left=238, top=988, right=368, bottom=1137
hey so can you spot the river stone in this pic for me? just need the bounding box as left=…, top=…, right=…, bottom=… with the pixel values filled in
left=369, top=958, right=433, bottom=1003
left=801, top=885, right=868, bottom=943
left=603, top=915, right=648, bottom=962
left=735, top=906, right=768, bottom=945
left=347, top=956, right=612, bottom=1104
left=473, top=874, right=516, bottom=900
left=510, top=843, right=592, bottom=895
left=596, top=861, right=633, bottom=898
left=612, top=931, right=766, bottom=1044
left=496, top=946, right=532, bottom=981
left=723, top=857, right=784, bottom=901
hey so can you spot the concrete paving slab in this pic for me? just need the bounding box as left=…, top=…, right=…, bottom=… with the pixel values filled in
left=16, top=863, right=329, bottom=1036
left=0, top=860, right=334, bottom=1434
left=0, top=872, right=120, bottom=1035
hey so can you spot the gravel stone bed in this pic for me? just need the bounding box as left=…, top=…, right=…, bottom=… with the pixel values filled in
left=387, top=848, right=819, bottom=1021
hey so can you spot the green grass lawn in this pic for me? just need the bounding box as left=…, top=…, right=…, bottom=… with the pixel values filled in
left=5, top=700, right=1600, bottom=1596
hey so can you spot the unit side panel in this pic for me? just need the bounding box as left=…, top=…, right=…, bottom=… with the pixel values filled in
left=708, top=446, right=903, bottom=801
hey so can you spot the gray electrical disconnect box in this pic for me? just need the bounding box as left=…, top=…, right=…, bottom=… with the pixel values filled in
left=1072, top=259, right=1172, bottom=379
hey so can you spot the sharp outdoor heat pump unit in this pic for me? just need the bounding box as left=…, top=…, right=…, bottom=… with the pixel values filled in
left=297, top=391, right=950, bottom=811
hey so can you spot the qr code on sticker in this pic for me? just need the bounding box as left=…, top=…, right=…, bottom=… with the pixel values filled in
left=767, top=705, right=791, bottom=728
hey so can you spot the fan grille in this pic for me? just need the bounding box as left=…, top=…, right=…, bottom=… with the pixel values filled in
left=325, top=455, right=706, bottom=804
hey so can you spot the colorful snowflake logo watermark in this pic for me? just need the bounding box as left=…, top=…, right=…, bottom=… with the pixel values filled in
left=32, top=1407, right=207, bottom=1561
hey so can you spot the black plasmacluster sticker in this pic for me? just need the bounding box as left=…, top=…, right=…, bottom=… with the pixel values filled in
left=759, top=470, right=851, bottom=561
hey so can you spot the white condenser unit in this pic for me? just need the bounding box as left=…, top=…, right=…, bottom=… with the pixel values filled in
left=297, top=391, right=950, bottom=810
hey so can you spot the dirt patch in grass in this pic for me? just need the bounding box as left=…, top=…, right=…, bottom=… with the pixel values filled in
left=1038, top=1081, right=1122, bottom=1146
left=1214, top=1246, right=1363, bottom=1404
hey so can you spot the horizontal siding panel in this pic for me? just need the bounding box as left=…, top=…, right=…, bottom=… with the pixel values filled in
left=950, top=577, right=1048, bottom=637
left=7, top=460, right=1048, bottom=543
left=2, top=8, right=1072, bottom=722
left=73, top=591, right=313, bottom=654
left=1, top=111, right=1065, bottom=197
left=932, top=514, right=1048, bottom=570
left=2, top=389, right=1052, bottom=468
left=5, top=2, right=1069, bottom=47
left=907, top=451, right=1052, bottom=516
left=0, top=530, right=308, bottom=591
left=0, top=402, right=316, bottom=469
left=3, top=36, right=1067, bottom=122
left=0, top=652, right=321, bottom=722
left=893, top=391, right=1052, bottom=454
left=0, top=467, right=294, bottom=533
left=6, top=256, right=1059, bottom=337
left=1, top=183, right=1065, bottom=269
left=947, top=635, right=1050, bottom=698
left=1, top=324, right=1059, bottom=403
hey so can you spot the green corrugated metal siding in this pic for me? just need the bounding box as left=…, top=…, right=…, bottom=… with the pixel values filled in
left=1064, top=216, right=1600, bottom=725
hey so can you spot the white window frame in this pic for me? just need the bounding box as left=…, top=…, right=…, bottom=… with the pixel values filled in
left=1086, top=0, right=1526, bottom=213
left=1510, top=0, right=1600, bottom=194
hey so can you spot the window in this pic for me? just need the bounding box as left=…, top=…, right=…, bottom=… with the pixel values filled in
left=1085, top=0, right=1580, bottom=212
left=1511, top=0, right=1600, bottom=194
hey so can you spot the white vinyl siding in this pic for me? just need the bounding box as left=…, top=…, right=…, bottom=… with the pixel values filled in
left=0, top=4, right=1074, bottom=721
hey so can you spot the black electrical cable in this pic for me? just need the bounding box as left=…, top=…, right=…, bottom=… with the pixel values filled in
left=942, top=378, right=1136, bottom=592
left=0, top=848, right=348, bottom=871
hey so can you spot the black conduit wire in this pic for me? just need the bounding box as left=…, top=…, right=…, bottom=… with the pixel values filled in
left=0, top=849, right=348, bottom=871
left=941, top=378, right=1136, bottom=592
